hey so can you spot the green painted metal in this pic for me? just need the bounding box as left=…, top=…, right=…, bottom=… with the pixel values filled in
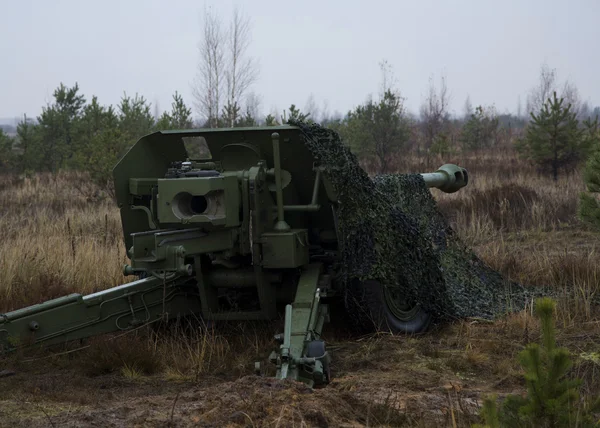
left=261, top=230, right=309, bottom=268
left=420, top=163, right=468, bottom=193
left=270, top=263, right=330, bottom=387
left=0, top=125, right=469, bottom=387
left=0, top=277, right=200, bottom=351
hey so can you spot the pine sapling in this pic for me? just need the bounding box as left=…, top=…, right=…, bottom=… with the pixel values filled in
left=476, top=298, right=600, bottom=428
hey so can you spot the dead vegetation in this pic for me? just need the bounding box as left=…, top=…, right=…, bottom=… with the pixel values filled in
left=0, top=172, right=131, bottom=311
left=0, top=148, right=599, bottom=426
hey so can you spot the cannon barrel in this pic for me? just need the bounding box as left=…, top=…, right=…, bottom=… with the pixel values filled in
left=420, top=164, right=469, bottom=193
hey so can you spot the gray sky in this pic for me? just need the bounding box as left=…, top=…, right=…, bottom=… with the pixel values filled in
left=1, top=0, right=598, bottom=121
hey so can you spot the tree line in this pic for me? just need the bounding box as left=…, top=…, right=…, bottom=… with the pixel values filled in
left=0, top=84, right=194, bottom=189
left=0, top=73, right=599, bottom=187
left=1, top=6, right=599, bottom=191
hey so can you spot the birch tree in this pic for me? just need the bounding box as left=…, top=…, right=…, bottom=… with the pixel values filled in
left=193, top=7, right=258, bottom=128
left=420, top=74, right=450, bottom=150
left=192, top=7, right=225, bottom=128
left=222, top=7, right=258, bottom=127
left=526, top=63, right=581, bottom=118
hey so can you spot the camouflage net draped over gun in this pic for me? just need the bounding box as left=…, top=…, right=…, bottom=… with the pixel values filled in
left=290, top=120, right=532, bottom=320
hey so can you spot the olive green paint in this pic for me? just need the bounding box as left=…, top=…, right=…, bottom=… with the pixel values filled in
left=1, top=123, right=488, bottom=387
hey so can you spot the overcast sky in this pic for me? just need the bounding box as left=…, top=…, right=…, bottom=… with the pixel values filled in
left=1, top=0, right=598, bottom=121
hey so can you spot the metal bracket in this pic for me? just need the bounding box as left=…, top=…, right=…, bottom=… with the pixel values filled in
left=131, top=205, right=157, bottom=229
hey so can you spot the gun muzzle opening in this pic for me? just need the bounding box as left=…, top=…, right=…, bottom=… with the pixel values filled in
left=420, top=164, right=469, bottom=193
left=172, top=192, right=209, bottom=218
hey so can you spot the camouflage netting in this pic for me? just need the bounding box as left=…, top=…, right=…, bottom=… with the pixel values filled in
left=289, top=120, right=535, bottom=321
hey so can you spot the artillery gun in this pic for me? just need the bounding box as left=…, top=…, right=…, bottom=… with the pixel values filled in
left=0, top=126, right=468, bottom=387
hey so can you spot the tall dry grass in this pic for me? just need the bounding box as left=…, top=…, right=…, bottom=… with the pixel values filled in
left=0, top=172, right=132, bottom=312
left=80, top=320, right=277, bottom=381
left=0, top=149, right=599, bottom=426
left=0, top=150, right=597, bottom=317
left=416, top=149, right=599, bottom=323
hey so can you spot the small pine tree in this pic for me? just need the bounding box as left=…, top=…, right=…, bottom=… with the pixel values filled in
left=235, top=111, right=258, bottom=127
left=579, top=116, right=600, bottom=155
left=477, top=298, right=600, bottom=428
left=155, top=92, right=193, bottom=130
left=264, top=114, right=279, bottom=126
left=515, top=92, right=582, bottom=181
left=169, top=92, right=193, bottom=129
left=461, top=105, right=499, bottom=151
left=578, top=117, right=600, bottom=228
left=343, top=90, right=410, bottom=173
left=118, top=93, right=155, bottom=140
left=221, top=101, right=241, bottom=128
left=86, top=127, right=129, bottom=196
left=284, top=104, right=311, bottom=123
left=430, top=132, right=454, bottom=157
left=0, top=129, right=14, bottom=169
left=14, top=114, right=42, bottom=174
left=37, top=82, right=86, bottom=172
left=477, top=395, right=500, bottom=428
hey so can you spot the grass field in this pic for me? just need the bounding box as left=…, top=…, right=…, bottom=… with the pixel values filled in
left=0, top=148, right=599, bottom=427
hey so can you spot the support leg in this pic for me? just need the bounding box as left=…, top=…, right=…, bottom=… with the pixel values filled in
left=271, top=263, right=330, bottom=387
left=0, top=276, right=200, bottom=352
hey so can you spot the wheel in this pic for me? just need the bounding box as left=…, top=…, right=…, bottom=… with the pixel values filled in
left=345, top=279, right=432, bottom=334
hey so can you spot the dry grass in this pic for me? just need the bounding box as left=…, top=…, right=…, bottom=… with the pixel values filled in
left=1, top=146, right=599, bottom=426
left=411, top=149, right=600, bottom=325
left=77, top=320, right=277, bottom=382
left=0, top=172, right=133, bottom=311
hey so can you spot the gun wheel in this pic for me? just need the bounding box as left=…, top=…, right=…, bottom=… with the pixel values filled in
left=346, top=279, right=431, bottom=334
left=382, top=285, right=431, bottom=333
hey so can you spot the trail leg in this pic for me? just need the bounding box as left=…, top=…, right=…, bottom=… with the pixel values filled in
left=271, top=263, right=330, bottom=387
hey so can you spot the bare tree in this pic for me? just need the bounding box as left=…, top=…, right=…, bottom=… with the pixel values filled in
left=463, top=95, right=473, bottom=119
left=579, top=100, right=591, bottom=120
left=420, top=74, right=450, bottom=149
left=526, top=63, right=581, bottom=118
left=561, top=80, right=581, bottom=115
left=222, top=7, right=258, bottom=127
left=379, top=59, right=398, bottom=97
left=192, top=6, right=225, bottom=128
left=320, top=100, right=330, bottom=123
left=243, top=91, right=261, bottom=122
left=526, top=63, right=556, bottom=116
left=319, top=100, right=342, bottom=125
left=153, top=98, right=160, bottom=121
left=303, top=94, right=319, bottom=122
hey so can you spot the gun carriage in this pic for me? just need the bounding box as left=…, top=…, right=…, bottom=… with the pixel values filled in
left=0, top=126, right=468, bottom=387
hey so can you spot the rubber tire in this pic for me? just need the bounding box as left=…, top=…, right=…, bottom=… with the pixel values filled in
left=345, top=279, right=432, bottom=335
